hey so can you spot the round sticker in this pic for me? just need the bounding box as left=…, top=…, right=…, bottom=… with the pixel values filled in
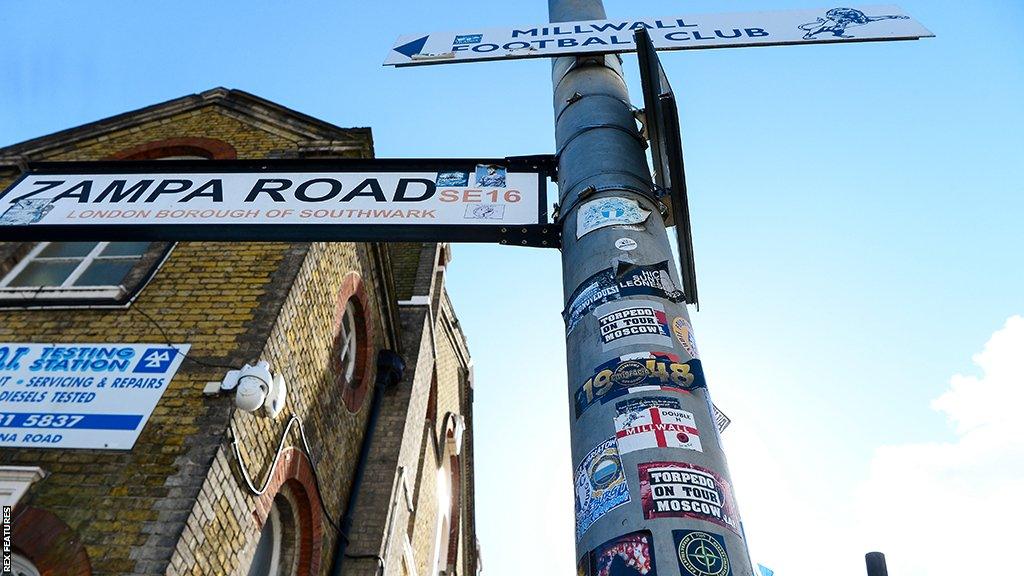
left=590, top=454, right=622, bottom=489
left=615, top=237, right=638, bottom=251
left=677, top=531, right=730, bottom=576
left=611, top=361, right=649, bottom=385
left=672, top=316, right=700, bottom=359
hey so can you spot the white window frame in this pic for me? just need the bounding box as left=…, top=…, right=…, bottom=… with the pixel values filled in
left=0, top=465, right=46, bottom=509
left=0, top=242, right=149, bottom=302
left=247, top=501, right=283, bottom=576
left=431, top=467, right=452, bottom=576
left=338, top=301, right=358, bottom=383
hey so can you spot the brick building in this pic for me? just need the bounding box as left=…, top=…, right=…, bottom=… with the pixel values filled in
left=0, top=88, right=480, bottom=576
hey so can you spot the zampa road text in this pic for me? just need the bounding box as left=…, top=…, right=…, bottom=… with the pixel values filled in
left=0, top=169, right=541, bottom=226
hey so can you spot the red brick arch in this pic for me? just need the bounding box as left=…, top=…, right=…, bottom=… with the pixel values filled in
left=332, top=271, right=375, bottom=413
left=107, top=137, right=237, bottom=160
left=11, top=506, right=91, bottom=576
left=252, top=446, right=324, bottom=575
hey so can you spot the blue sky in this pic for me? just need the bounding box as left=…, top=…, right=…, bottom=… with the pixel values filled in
left=3, top=1, right=1022, bottom=575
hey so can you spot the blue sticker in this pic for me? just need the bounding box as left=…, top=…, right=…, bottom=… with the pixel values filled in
left=436, top=171, right=470, bottom=187
left=574, top=438, right=630, bottom=541
left=133, top=348, right=177, bottom=373
left=574, top=352, right=706, bottom=420
left=454, top=34, right=483, bottom=45
left=577, top=196, right=650, bottom=238
left=474, top=164, right=506, bottom=188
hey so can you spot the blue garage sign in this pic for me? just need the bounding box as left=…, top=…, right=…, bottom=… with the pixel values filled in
left=0, top=343, right=189, bottom=450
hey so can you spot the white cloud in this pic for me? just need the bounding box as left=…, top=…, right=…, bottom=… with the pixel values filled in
left=855, top=315, right=1024, bottom=575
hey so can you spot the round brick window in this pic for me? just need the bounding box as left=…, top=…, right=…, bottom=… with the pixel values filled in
left=331, top=272, right=372, bottom=412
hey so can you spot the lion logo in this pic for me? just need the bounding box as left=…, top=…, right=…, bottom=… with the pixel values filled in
left=799, top=7, right=909, bottom=40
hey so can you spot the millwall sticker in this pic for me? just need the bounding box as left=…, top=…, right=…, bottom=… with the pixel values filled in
left=614, top=400, right=702, bottom=454
left=639, top=461, right=742, bottom=535
left=595, top=300, right=672, bottom=351
left=577, top=197, right=650, bottom=238
left=574, top=437, right=631, bottom=541
left=672, top=316, right=700, bottom=359
left=674, top=530, right=732, bottom=576
left=579, top=530, right=658, bottom=576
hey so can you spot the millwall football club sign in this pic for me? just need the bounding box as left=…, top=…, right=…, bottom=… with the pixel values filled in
left=385, top=5, right=932, bottom=66
left=0, top=157, right=555, bottom=243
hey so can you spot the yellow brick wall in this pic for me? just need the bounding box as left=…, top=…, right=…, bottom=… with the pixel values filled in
left=166, top=241, right=386, bottom=575
left=0, top=96, right=476, bottom=576
left=407, top=298, right=469, bottom=576
left=0, top=103, right=382, bottom=575
left=37, top=107, right=298, bottom=161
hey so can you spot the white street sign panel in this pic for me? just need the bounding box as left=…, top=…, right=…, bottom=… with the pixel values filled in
left=1, top=168, right=540, bottom=228
left=0, top=343, right=189, bottom=450
left=385, top=5, right=932, bottom=66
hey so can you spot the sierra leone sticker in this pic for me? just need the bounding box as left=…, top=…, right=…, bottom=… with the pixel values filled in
left=673, top=530, right=732, bottom=576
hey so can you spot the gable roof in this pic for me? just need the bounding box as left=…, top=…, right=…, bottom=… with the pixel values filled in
left=0, top=87, right=373, bottom=162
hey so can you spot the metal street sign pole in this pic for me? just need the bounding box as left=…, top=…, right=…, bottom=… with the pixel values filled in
left=552, top=1, right=752, bottom=574
left=866, top=552, right=890, bottom=576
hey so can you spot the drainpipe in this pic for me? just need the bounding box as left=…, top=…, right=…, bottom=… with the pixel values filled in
left=330, top=349, right=406, bottom=576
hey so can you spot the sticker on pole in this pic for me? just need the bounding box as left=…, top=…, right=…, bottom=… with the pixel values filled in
left=574, top=437, right=631, bottom=541
left=639, top=461, right=742, bottom=535
left=576, top=197, right=650, bottom=239
left=574, top=351, right=706, bottom=419
left=563, top=260, right=685, bottom=334
left=385, top=5, right=933, bottom=67
left=674, top=530, right=733, bottom=576
left=0, top=343, right=189, bottom=450
left=672, top=316, right=700, bottom=359
left=614, top=398, right=702, bottom=454
left=578, top=530, right=658, bottom=576
left=594, top=299, right=672, bottom=351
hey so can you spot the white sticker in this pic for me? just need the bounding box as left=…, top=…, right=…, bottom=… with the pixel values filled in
left=615, top=238, right=638, bottom=251
left=576, top=197, right=650, bottom=238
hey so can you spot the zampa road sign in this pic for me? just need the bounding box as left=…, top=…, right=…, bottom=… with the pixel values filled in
left=0, top=157, right=557, bottom=245
left=385, top=5, right=932, bottom=66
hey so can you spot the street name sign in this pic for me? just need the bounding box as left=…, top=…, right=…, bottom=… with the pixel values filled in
left=385, top=5, right=932, bottom=66
left=0, top=157, right=557, bottom=245
left=636, top=28, right=698, bottom=307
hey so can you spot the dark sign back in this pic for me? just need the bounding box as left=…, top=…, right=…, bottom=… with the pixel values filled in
left=635, top=27, right=698, bottom=307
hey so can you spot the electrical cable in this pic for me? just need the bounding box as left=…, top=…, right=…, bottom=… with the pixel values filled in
left=230, top=414, right=341, bottom=533
left=130, top=304, right=250, bottom=370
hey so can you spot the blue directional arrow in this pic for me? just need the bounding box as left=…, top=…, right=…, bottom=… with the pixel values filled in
left=394, top=35, right=429, bottom=59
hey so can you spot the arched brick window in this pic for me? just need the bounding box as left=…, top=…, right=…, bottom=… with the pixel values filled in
left=11, top=506, right=91, bottom=576
left=445, top=453, right=463, bottom=572
left=107, top=137, right=237, bottom=160
left=331, top=272, right=374, bottom=412
left=248, top=447, right=323, bottom=576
